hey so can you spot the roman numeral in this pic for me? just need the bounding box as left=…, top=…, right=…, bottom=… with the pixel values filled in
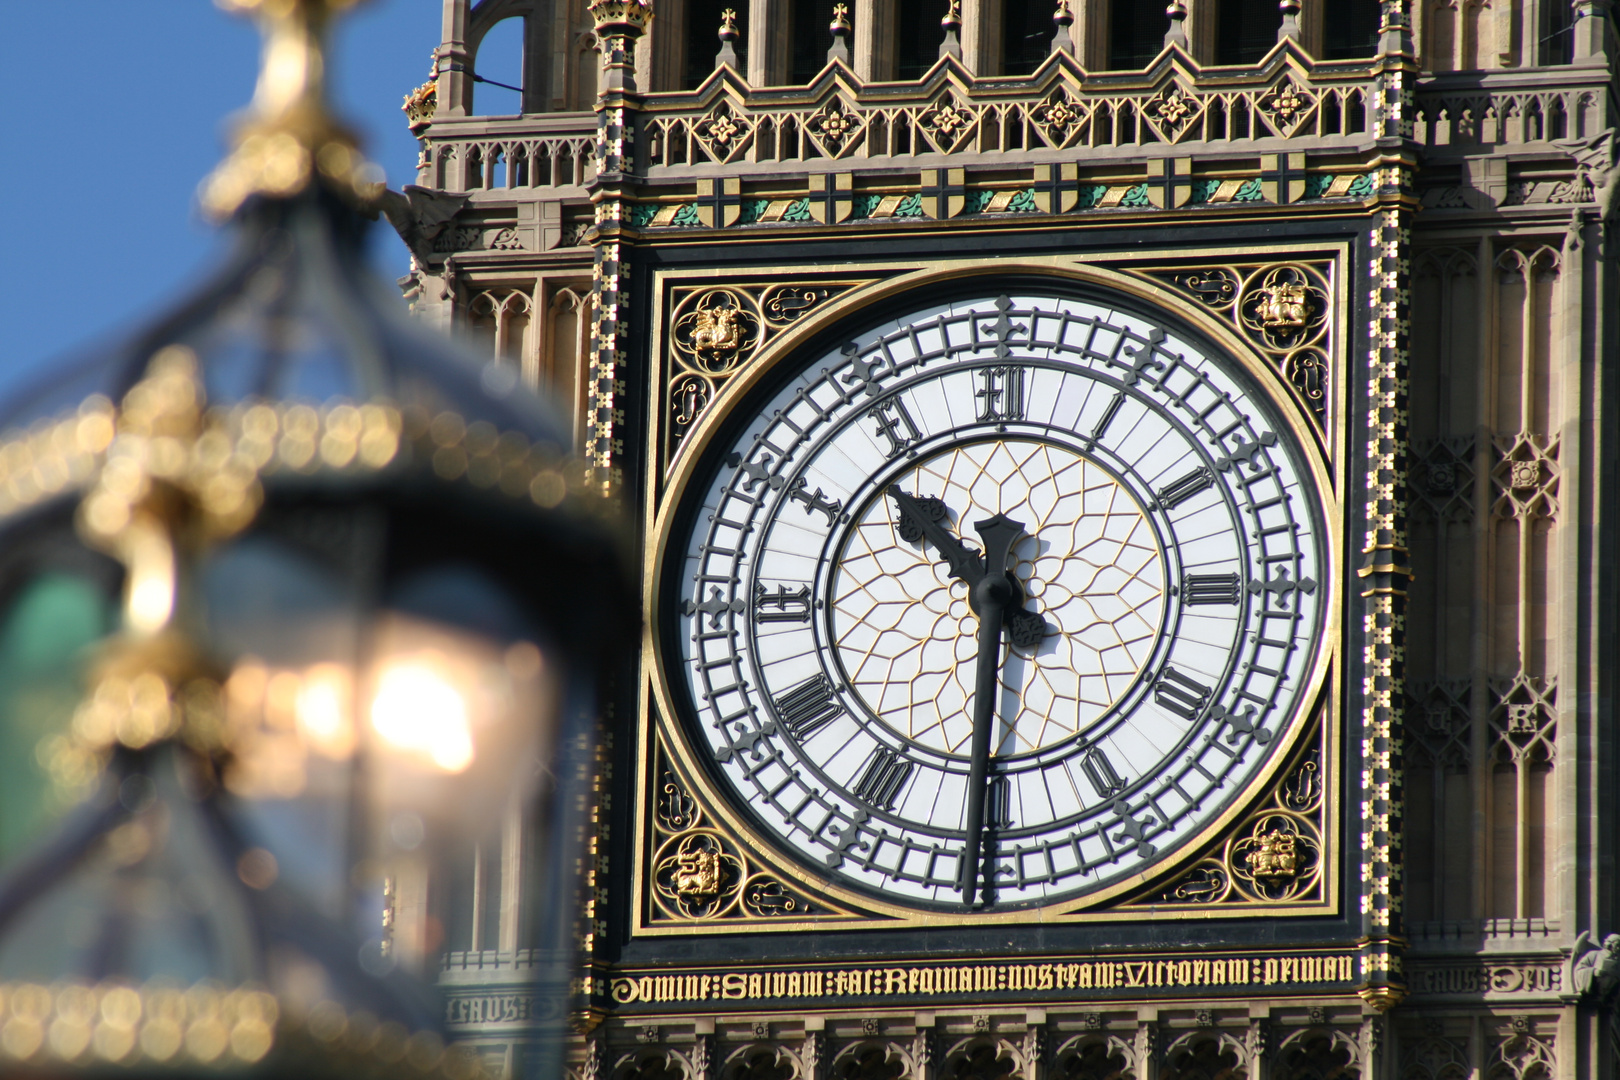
left=754, top=582, right=812, bottom=623
left=1090, top=392, right=1124, bottom=443
left=1182, top=572, right=1240, bottom=606
left=1081, top=747, right=1127, bottom=798
left=772, top=675, right=841, bottom=741
left=975, top=366, right=1027, bottom=422
left=852, top=749, right=913, bottom=811
left=1156, top=466, right=1214, bottom=510
left=1154, top=666, right=1213, bottom=721
left=867, top=397, right=923, bottom=457
left=986, top=775, right=1012, bottom=828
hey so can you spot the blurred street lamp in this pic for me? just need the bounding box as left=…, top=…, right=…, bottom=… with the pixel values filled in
left=0, top=1, right=634, bottom=1078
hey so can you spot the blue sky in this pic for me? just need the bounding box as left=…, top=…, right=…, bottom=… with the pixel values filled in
left=1, top=2, right=527, bottom=402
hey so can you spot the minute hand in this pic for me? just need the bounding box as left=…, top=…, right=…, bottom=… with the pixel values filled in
left=957, top=514, right=1026, bottom=906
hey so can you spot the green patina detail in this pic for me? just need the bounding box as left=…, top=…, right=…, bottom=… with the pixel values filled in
left=1074, top=184, right=1107, bottom=210
left=962, top=189, right=994, bottom=215
left=852, top=193, right=883, bottom=218
left=1119, top=184, right=1151, bottom=208
left=736, top=198, right=770, bottom=225
left=1005, top=188, right=1038, bottom=214
left=1232, top=178, right=1264, bottom=203
left=626, top=203, right=659, bottom=227
left=1346, top=173, right=1376, bottom=197
left=1303, top=174, right=1335, bottom=199
left=779, top=198, right=813, bottom=222
left=892, top=193, right=926, bottom=218
left=670, top=204, right=701, bottom=227
left=1188, top=179, right=1221, bottom=204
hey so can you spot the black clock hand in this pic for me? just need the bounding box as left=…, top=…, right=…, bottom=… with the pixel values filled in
left=957, top=513, right=1025, bottom=906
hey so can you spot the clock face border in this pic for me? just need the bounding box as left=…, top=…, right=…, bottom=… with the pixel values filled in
left=637, top=255, right=1345, bottom=931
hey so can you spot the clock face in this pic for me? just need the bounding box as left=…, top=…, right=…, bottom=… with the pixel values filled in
left=665, top=290, right=1329, bottom=909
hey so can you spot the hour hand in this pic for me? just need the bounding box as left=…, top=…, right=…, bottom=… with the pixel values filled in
left=886, top=486, right=983, bottom=585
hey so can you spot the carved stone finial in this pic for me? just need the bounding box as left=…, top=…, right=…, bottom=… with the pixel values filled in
left=716, top=7, right=740, bottom=71
left=827, top=3, right=852, bottom=66
left=589, top=0, right=654, bottom=94
left=1278, top=0, right=1302, bottom=43
left=939, top=0, right=964, bottom=61
left=1164, top=0, right=1189, bottom=50
left=1050, top=0, right=1076, bottom=56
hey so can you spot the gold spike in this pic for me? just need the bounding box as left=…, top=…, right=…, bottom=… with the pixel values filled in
left=200, top=0, right=383, bottom=219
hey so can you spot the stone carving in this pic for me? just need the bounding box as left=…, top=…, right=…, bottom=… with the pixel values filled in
left=1399, top=1033, right=1469, bottom=1080
left=1572, top=931, right=1620, bottom=1002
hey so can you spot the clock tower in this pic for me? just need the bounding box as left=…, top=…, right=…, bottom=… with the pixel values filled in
left=398, top=1, right=1620, bottom=1077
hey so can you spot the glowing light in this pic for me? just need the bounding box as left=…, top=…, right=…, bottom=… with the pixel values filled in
left=369, top=659, right=474, bottom=773
left=295, top=663, right=356, bottom=758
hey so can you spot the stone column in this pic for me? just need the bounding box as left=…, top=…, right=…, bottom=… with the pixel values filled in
left=747, top=0, right=792, bottom=85
left=1075, top=0, right=1108, bottom=69
left=523, top=7, right=554, bottom=113
left=650, top=0, right=688, bottom=90
left=439, top=0, right=473, bottom=117
left=855, top=0, right=898, bottom=81
left=961, top=0, right=1003, bottom=76
left=1573, top=0, right=1617, bottom=61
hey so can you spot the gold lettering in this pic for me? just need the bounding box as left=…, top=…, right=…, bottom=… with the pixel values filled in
left=722, top=973, right=746, bottom=999
left=747, top=974, right=763, bottom=998
left=1263, top=959, right=1279, bottom=985
left=908, top=969, right=921, bottom=994
left=787, top=973, right=801, bottom=996
left=1340, top=957, right=1354, bottom=982
left=1193, top=960, right=1208, bottom=985
left=919, top=968, right=935, bottom=994
left=700, top=975, right=713, bottom=999
left=1078, top=964, right=1093, bottom=989
left=1176, top=960, right=1191, bottom=985
left=1039, top=965, right=1054, bottom=990
left=881, top=969, right=902, bottom=995
left=769, top=972, right=784, bottom=997
left=1008, top=966, right=1022, bottom=992
left=1124, top=963, right=1146, bottom=988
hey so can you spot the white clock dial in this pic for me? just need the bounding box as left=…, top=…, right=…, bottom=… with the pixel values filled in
left=667, top=290, right=1329, bottom=909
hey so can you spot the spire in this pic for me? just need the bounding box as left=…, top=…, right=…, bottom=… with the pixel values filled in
left=716, top=7, right=740, bottom=70
left=827, top=3, right=853, bottom=66
left=1050, top=0, right=1076, bottom=56
left=1164, top=0, right=1189, bottom=50
left=939, top=0, right=963, bottom=62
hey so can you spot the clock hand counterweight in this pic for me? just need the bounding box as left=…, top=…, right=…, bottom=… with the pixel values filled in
left=886, top=486, right=1029, bottom=906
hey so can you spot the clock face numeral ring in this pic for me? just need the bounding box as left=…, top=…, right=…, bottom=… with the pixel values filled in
left=664, top=288, right=1330, bottom=910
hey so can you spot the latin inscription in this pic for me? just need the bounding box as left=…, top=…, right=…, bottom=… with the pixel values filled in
left=610, top=953, right=1358, bottom=1006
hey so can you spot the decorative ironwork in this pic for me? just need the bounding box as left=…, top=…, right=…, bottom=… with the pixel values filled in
left=1126, top=716, right=1327, bottom=908
left=645, top=740, right=854, bottom=925
left=1139, top=260, right=1333, bottom=426
left=662, top=280, right=874, bottom=464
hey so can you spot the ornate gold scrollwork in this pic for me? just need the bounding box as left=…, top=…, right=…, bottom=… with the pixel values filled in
left=661, top=280, right=873, bottom=466
left=1122, top=717, right=1327, bottom=909
left=1136, top=260, right=1333, bottom=426
left=646, top=739, right=849, bottom=924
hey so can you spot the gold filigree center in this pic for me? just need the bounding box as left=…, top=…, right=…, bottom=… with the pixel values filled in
left=831, top=440, right=1164, bottom=757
